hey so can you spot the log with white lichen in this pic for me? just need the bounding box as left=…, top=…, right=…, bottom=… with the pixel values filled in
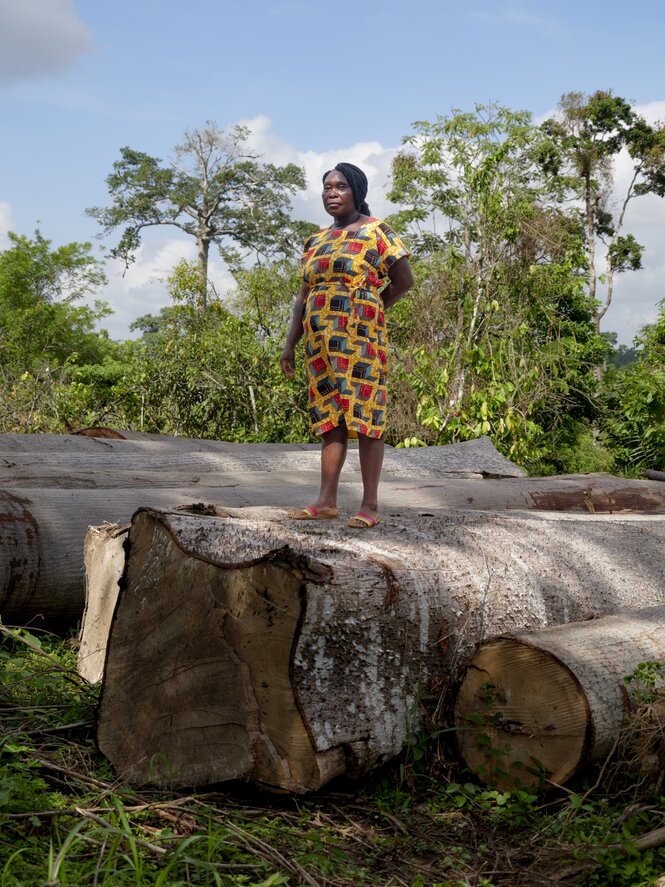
left=4, top=473, right=665, bottom=623
left=93, top=507, right=665, bottom=793
left=454, top=605, right=665, bottom=789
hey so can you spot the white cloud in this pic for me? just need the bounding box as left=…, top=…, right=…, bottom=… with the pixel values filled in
left=98, top=236, right=236, bottom=341
left=635, top=101, right=665, bottom=125
left=0, top=201, right=13, bottom=248
left=0, top=0, right=93, bottom=85
left=238, top=115, right=400, bottom=224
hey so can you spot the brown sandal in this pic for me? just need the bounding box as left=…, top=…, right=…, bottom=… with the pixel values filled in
left=291, top=505, right=339, bottom=521
left=348, top=512, right=380, bottom=529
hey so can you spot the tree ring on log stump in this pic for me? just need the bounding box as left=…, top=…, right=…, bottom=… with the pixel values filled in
left=454, top=639, right=589, bottom=788
left=96, top=511, right=345, bottom=791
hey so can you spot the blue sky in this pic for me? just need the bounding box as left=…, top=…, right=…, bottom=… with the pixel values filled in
left=1, top=0, right=664, bottom=342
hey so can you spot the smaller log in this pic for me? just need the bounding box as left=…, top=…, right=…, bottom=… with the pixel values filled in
left=454, top=605, right=665, bottom=788
left=647, top=469, right=665, bottom=483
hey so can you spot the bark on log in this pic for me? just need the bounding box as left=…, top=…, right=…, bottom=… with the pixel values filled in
left=0, top=431, right=525, bottom=487
left=74, top=427, right=153, bottom=439
left=93, top=508, right=665, bottom=792
left=78, top=523, right=129, bottom=683
left=4, top=473, right=665, bottom=623
left=454, top=605, right=665, bottom=789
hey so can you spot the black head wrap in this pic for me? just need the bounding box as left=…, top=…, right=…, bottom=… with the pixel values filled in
left=322, top=162, right=371, bottom=216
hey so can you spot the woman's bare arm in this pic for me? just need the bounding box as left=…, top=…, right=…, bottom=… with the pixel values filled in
left=381, top=257, right=414, bottom=309
left=280, top=281, right=309, bottom=378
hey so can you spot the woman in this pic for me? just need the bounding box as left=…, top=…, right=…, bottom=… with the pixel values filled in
left=280, top=162, right=413, bottom=528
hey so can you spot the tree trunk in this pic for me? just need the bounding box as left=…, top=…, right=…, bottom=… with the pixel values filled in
left=454, top=605, right=665, bottom=789
left=92, top=507, right=665, bottom=792
left=3, top=431, right=665, bottom=624
left=3, top=471, right=665, bottom=623
left=197, top=231, right=210, bottom=310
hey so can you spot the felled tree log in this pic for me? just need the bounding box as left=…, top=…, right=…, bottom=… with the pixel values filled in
left=0, top=488, right=265, bottom=623
left=454, top=605, right=665, bottom=789
left=93, top=508, right=665, bottom=792
left=4, top=468, right=665, bottom=624
left=3, top=431, right=665, bottom=624
left=0, top=431, right=525, bottom=488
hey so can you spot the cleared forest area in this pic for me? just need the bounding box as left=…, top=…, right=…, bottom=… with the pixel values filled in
left=2, top=431, right=665, bottom=886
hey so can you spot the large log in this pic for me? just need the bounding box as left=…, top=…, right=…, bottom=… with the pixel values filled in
left=3, top=431, right=665, bottom=623
left=4, top=470, right=665, bottom=623
left=93, top=507, right=665, bottom=792
left=0, top=432, right=525, bottom=487
left=454, top=606, right=665, bottom=789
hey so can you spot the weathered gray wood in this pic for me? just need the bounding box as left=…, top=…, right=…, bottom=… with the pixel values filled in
left=94, top=508, right=665, bottom=792
left=3, top=431, right=665, bottom=623
left=4, top=470, right=665, bottom=623
left=0, top=432, right=524, bottom=487
left=454, top=605, right=665, bottom=788
left=78, top=524, right=129, bottom=683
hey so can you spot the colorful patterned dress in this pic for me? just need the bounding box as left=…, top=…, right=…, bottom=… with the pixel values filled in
left=301, top=218, right=410, bottom=439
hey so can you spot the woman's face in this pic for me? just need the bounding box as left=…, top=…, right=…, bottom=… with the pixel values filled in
left=322, top=170, right=356, bottom=218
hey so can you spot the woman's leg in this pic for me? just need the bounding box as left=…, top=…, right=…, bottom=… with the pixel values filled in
left=310, top=423, right=348, bottom=513
left=356, top=434, right=384, bottom=521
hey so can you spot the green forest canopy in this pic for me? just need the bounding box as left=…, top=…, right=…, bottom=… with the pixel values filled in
left=1, top=92, right=664, bottom=476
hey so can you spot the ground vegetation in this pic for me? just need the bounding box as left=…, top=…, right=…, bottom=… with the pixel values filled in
left=1, top=626, right=664, bottom=886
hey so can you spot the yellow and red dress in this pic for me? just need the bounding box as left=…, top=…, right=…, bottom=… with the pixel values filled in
left=301, top=218, right=410, bottom=439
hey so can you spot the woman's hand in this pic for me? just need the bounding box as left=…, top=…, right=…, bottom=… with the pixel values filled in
left=280, top=345, right=296, bottom=379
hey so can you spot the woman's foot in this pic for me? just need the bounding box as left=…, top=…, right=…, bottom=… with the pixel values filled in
left=348, top=510, right=380, bottom=529
left=291, top=504, right=339, bottom=521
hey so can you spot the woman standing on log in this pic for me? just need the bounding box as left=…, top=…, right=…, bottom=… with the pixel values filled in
left=280, top=163, right=413, bottom=528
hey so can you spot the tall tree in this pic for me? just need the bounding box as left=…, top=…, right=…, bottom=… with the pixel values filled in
left=386, top=105, right=604, bottom=465
left=540, top=91, right=665, bottom=331
left=87, top=122, right=308, bottom=308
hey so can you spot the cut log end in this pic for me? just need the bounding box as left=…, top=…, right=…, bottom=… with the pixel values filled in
left=96, top=512, right=344, bottom=792
left=455, top=607, right=665, bottom=789
left=454, top=639, right=589, bottom=788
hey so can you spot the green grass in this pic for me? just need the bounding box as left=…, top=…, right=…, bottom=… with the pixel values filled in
left=1, top=623, right=664, bottom=887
